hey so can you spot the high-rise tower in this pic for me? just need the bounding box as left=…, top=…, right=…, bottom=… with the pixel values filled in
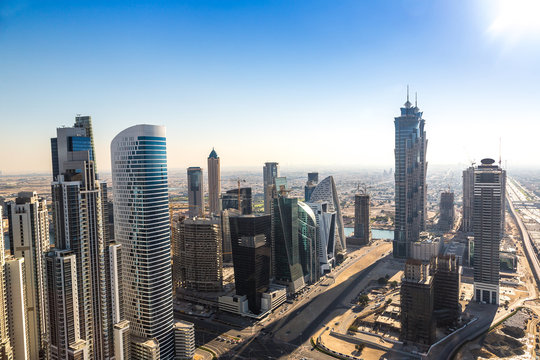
left=462, top=166, right=474, bottom=233
left=187, top=167, right=204, bottom=218
left=263, top=162, right=279, bottom=214
left=472, top=159, right=506, bottom=305
left=111, top=125, right=174, bottom=359
left=393, top=90, right=428, bottom=259
left=50, top=119, right=111, bottom=359
left=6, top=192, right=49, bottom=359
left=0, top=209, right=14, bottom=360
left=207, top=149, right=221, bottom=215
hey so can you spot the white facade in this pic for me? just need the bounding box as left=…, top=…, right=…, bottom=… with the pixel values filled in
left=306, top=202, right=336, bottom=274
left=261, top=284, right=287, bottom=312
left=308, top=176, right=346, bottom=254
left=5, top=257, right=30, bottom=360
left=6, top=192, right=49, bottom=359
left=174, top=321, right=195, bottom=360
left=218, top=295, right=249, bottom=315
left=410, top=235, right=442, bottom=262
left=113, top=320, right=130, bottom=360
left=111, top=125, right=174, bottom=359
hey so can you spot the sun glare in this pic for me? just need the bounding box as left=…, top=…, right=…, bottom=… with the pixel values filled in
left=489, top=0, right=540, bottom=41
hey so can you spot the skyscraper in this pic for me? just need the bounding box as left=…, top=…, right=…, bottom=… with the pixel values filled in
left=353, top=192, right=370, bottom=245
left=393, top=91, right=427, bottom=259
left=432, top=255, right=461, bottom=326
left=74, top=115, right=97, bottom=175
left=272, top=193, right=317, bottom=293
left=228, top=214, right=272, bottom=314
left=6, top=192, right=49, bottom=359
left=50, top=120, right=111, bottom=359
left=207, top=148, right=221, bottom=215
left=462, top=166, right=474, bottom=233
left=0, top=209, right=14, bottom=360
left=109, top=243, right=130, bottom=360
left=5, top=257, right=30, bottom=360
left=304, top=172, right=318, bottom=202
left=309, top=176, right=346, bottom=255
left=46, top=250, right=89, bottom=360
left=176, top=218, right=223, bottom=292
left=187, top=167, right=204, bottom=218
left=472, top=158, right=506, bottom=305
left=438, top=191, right=455, bottom=231
left=111, top=125, right=174, bottom=359
left=263, top=162, right=279, bottom=214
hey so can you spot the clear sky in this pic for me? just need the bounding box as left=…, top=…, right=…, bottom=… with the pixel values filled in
left=1, top=0, right=539, bottom=174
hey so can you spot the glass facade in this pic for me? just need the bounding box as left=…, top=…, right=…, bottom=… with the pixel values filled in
left=111, top=125, right=174, bottom=359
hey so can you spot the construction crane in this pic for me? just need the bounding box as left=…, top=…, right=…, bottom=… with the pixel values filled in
left=356, top=182, right=368, bottom=195
left=234, top=178, right=246, bottom=211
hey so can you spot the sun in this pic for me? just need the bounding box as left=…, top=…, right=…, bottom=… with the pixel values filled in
left=488, top=0, right=540, bottom=41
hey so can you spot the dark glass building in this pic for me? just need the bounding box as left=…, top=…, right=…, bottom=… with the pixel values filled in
left=222, top=187, right=252, bottom=215
left=228, top=215, right=271, bottom=314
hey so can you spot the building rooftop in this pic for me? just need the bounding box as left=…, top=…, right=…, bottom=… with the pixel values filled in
left=208, top=148, right=219, bottom=159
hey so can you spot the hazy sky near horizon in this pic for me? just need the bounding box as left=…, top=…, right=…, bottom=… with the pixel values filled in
left=1, top=0, right=540, bottom=174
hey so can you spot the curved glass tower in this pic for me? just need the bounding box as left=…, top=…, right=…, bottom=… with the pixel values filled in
left=111, top=125, right=174, bottom=359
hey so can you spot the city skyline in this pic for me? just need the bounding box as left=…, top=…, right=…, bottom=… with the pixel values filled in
left=2, top=1, right=540, bottom=174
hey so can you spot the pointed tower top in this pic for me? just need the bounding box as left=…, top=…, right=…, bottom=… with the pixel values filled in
left=415, top=92, right=418, bottom=108
left=208, top=147, right=219, bottom=159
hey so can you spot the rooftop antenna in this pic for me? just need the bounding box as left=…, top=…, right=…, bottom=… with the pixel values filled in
left=407, top=85, right=410, bottom=102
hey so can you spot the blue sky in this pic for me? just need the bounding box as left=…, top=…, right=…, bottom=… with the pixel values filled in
left=1, top=0, right=539, bottom=174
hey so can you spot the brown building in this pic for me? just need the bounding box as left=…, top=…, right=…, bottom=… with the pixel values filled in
left=176, top=218, right=223, bottom=292
left=433, top=255, right=461, bottom=326
left=438, top=191, right=455, bottom=231
left=348, top=193, right=371, bottom=246
left=400, top=259, right=436, bottom=346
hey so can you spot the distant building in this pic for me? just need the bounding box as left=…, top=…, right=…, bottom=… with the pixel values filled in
left=174, top=321, right=195, bottom=360
left=432, top=255, right=461, bottom=326
left=222, top=187, right=252, bottom=215
left=263, top=162, right=279, bottom=214
left=228, top=215, right=271, bottom=314
left=304, top=172, right=319, bottom=202
left=309, top=176, right=346, bottom=255
left=177, top=218, right=223, bottom=292
left=394, top=91, right=427, bottom=259
left=410, top=232, right=442, bottom=261
left=6, top=192, right=49, bottom=359
left=472, top=159, right=506, bottom=305
left=187, top=167, right=204, bottom=218
left=207, top=149, right=221, bottom=215
left=438, top=191, right=455, bottom=231
left=462, top=166, right=475, bottom=233
left=400, top=259, right=435, bottom=346
left=348, top=192, right=370, bottom=246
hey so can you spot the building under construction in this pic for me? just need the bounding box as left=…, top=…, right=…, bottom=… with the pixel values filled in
left=400, top=259, right=436, bottom=346
left=433, top=255, right=461, bottom=326
left=438, top=191, right=455, bottom=231
left=348, top=192, right=371, bottom=246
left=176, top=217, right=223, bottom=292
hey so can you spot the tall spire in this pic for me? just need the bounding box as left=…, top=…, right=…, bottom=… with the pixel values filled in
left=407, top=85, right=410, bottom=103
left=415, top=92, right=418, bottom=108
